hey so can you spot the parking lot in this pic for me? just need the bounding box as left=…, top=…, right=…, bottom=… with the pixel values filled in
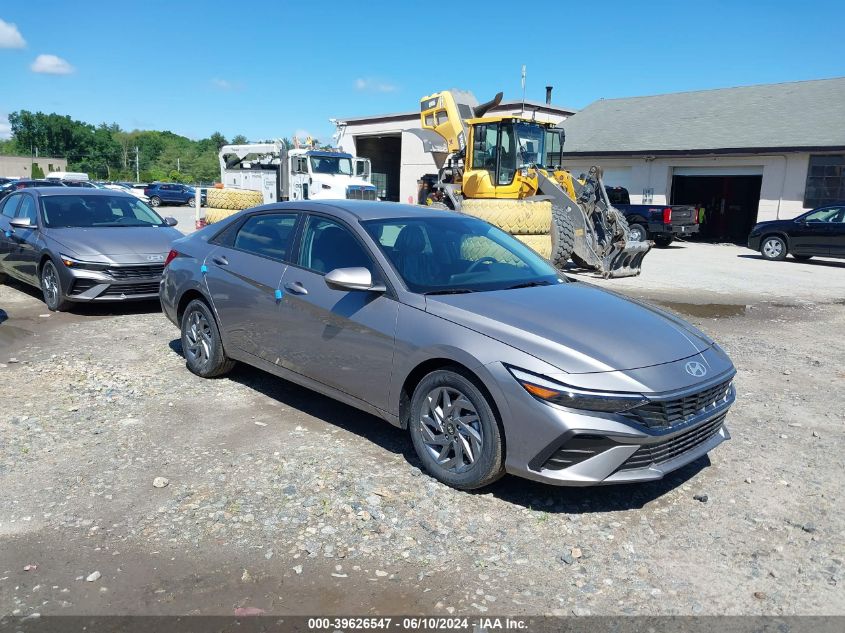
left=1, top=237, right=843, bottom=617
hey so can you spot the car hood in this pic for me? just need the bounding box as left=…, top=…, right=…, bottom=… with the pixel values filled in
left=425, top=282, right=714, bottom=374
left=46, top=226, right=183, bottom=263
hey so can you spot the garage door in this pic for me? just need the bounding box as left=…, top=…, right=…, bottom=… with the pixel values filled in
left=673, top=166, right=763, bottom=176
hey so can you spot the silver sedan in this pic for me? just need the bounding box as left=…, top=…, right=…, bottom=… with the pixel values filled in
left=160, top=200, right=736, bottom=490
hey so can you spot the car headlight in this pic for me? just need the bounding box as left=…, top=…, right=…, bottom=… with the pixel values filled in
left=508, top=366, right=648, bottom=413
left=59, top=254, right=108, bottom=271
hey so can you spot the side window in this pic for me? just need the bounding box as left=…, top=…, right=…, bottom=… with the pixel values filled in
left=471, top=124, right=498, bottom=172
left=1, top=193, right=21, bottom=218
left=497, top=125, right=516, bottom=186
left=16, top=195, right=38, bottom=224
left=804, top=207, right=841, bottom=223
left=298, top=216, right=373, bottom=274
left=233, top=214, right=298, bottom=261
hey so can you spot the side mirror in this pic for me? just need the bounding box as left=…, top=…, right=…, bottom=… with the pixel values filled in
left=324, top=267, right=386, bottom=292
left=9, top=217, right=35, bottom=229
left=164, top=217, right=178, bottom=227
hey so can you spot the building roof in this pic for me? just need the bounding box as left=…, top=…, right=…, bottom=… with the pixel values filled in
left=562, top=77, right=845, bottom=156
left=338, top=99, right=576, bottom=125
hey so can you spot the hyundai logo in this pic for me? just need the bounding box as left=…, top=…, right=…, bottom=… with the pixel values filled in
left=685, top=361, right=707, bottom=377
left=147, top=254, right=165, bottom=262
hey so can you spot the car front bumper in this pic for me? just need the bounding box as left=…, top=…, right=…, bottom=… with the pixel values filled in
left=488, top=362, right=735, bottom=486
left=58, top=263, right=164, bottom=302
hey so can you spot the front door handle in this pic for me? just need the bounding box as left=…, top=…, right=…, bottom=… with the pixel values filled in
left=212, top=255, right=229, bottom=266
left=284, top=281, right=308, bottom=295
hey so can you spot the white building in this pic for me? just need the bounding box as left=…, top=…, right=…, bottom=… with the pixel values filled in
left=561, top=77, right=845, bottom=242
left=335, top=96, right=576, bottom=204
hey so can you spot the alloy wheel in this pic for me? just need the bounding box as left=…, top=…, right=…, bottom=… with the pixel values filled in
left=418, top=386, right=483, bottom=473
left=762, top=238, right=783, bottom=259
left=184, top=309, right=213, bottom=367
left=42, top=263, right=60, bottom=307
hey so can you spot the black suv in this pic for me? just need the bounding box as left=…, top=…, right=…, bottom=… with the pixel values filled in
left=748, top=204, right=845, bottom=261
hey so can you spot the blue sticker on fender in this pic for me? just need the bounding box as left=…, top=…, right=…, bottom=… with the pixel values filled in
left=200, top=264, right=208, bottom=274
left=274, top=289, right=283, bottom=300
left=4, top=231, right=10, bottom=238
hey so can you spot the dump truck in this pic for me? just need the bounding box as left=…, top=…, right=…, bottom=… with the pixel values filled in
left=414, top=90, right=650, bottom=277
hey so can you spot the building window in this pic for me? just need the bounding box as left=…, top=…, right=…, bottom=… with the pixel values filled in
left=804, top=154, right=845, bottom=208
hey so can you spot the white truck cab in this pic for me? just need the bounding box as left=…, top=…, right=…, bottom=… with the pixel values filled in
left=219, top=143, right=376, bottom=204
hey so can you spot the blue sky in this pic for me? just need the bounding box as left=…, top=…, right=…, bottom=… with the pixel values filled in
left=1, top=0, right=844, bottom=143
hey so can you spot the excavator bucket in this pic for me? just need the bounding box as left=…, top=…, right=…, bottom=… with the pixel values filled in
left=537, top=170, right=651, bottom=278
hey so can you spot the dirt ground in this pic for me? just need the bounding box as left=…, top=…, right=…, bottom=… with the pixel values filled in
left=0, top=241, right=843, bottom=618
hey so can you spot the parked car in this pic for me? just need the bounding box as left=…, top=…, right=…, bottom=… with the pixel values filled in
left=0, top=188, right=181, bottom=310
left=161, top=200, right=736, bottom=490
left=0, top=177, right=17, bottom=186
left=0, top=179, right=66, bottom=202
left=144, top=182, right=203, bottom=207
left=748, top=204, right=845, bottom=261
left=102, top=183, right=150, bottom=203
left=605, top=186, right=699, bottom=247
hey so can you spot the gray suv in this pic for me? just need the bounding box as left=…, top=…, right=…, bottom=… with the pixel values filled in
left=160, top=200, right=735, bottom=490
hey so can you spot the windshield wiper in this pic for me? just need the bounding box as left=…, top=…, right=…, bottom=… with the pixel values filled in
left=505, top=280, right=552, bottom=290
left=424, top=288, right=476, bottom=295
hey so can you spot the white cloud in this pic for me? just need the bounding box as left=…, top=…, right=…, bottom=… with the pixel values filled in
left=30, top=54, right=75, bottom=75
left=0, top=19, right=26, bottom=48
left=211, top=78, right=243, bottom=91
left=0, top=114, right=11, bottom=140
left=354, top=77, right=397, bottom=93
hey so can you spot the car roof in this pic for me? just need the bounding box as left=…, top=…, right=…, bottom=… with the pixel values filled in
left=254, top=199, right=460, bottom=222
left=29, top=187, right=134, bottom=197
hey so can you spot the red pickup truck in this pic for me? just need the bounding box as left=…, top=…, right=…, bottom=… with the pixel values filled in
left=606, top=186, right=699, bottom=247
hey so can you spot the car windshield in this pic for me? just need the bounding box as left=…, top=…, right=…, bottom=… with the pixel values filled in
left=41, top=194, right=165, bottom=228
left=515, top=122, right=546, bottom=168
left=309, top=155, right=352, bottom=175
left=363, top=215, right=563, bottom=294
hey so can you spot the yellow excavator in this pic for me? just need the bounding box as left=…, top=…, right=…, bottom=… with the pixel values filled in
left=415, top=89, right=650, bottom=277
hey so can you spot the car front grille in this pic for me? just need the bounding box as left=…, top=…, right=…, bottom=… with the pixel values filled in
left=106, top=264, right=165, bottom=279
left=622, top=379, right=733, bottom=428
left=617, top=413, right=727, bottom=472
left=541, top=436, right=619, bottom=471
left=346, top=187, right=377, bottom=201
left=102, top=282, right=160, bottom=297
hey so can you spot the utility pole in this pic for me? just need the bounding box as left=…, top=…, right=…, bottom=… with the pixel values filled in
left=134, top=146, right=140, bottom=182
left=177, top=157, right=180, bottom=172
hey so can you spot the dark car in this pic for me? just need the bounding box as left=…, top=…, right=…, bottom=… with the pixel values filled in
left=0, top=188, right=182, bottom=310
left=605, top=186, right=698, bottom=247
left=144, top=182, right=203, bottom=207
left=0, top=179, right=65, bottom=202
left=747, top=204, right=845, bottom=261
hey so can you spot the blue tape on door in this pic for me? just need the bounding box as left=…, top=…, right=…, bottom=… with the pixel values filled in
left=274, top=289, right=283, bottom=300
left=200, top=264, right=208, bottom=274
left=4, top=231, right=11, bottom=238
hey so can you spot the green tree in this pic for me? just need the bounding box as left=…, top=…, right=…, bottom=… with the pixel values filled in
left=231, top=134, right=248, bottom=144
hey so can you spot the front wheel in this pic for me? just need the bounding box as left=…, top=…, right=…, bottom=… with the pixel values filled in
left=761, top=235, right=787, bottom=261
left=409, top=369, right=504, bottom=490
left=180, top=299, right=235, bottom=378
left=41, top=260, right=70, bottom=311
left=149, top=195, right=162, bottom=207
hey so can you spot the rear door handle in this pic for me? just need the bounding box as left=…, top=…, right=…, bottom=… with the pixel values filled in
left=212, top=255, right=229, bottom=266
left=284, top=281, right=308, bottom=295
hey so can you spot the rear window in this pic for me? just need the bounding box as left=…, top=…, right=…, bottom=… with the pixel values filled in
left=605, top=187, right=630, bottom=205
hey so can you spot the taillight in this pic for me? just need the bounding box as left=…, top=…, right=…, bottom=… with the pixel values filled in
left=164, top=249, right=180, bottom=267
left=694, top=207, right=700, bottom=224
left=663, top=207, right=672, bottom=224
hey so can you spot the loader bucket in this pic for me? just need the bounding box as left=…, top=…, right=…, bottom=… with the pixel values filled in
left=598, top=238, right=651, bottom=278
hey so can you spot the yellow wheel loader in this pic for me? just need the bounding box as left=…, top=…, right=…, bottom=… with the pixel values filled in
left=415, top=90, right=650, bottom=277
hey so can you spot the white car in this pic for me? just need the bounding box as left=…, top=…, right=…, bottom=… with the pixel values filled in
left=103, top=183, right=150, bottom=203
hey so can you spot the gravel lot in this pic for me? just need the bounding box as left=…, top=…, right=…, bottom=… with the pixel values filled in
left=1, top=238, right=843, bottom=617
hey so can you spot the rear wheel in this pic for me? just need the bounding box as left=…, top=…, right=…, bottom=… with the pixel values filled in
left=761, top=235, right=787, bottom=261
left=628, top=223, right=647, bottom=242
left=409, top=369, right=504, bottom=490
left=180, top=299, right=235, bottom=378
left=41, top=260, right=70, bottom=311
left=149, top=195, right=162, bottom=207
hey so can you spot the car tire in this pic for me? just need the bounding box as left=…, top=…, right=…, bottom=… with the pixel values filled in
left=180, top=299, right=235, bottom=378
left=40, top=260, right=70, bottom=312
left=654, top=234, right=674, bottom=248
left=760, top=235, right=787, bottom=261
left=149, top=195, right=162, bottom=207
left=408, top=368, right=504, bottom=490
left=793, top=254, right=813, bottom=261
left=628, top=223, right=647, bottom=242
